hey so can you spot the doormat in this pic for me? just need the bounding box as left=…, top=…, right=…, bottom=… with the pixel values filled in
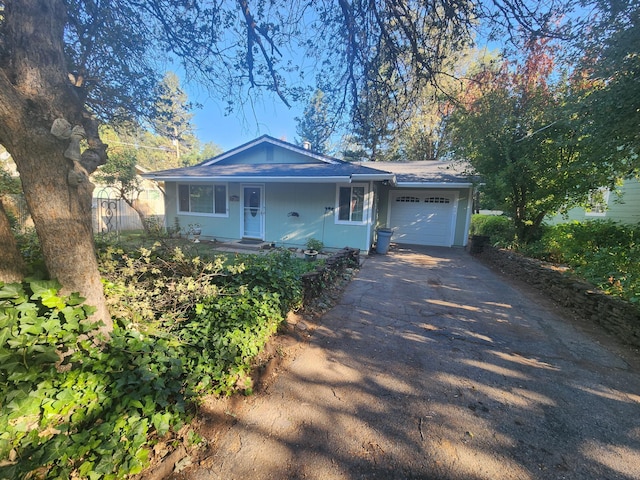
left=237, top=239, right=263, bottom=245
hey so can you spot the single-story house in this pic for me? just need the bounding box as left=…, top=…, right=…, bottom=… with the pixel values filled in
left=144, top=135, right=475, bottom=252
left=546, top=177, right=640, bottom=226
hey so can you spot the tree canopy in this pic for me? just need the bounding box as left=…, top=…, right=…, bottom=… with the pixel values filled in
left=446, top=39, right=609, bottom=243
left=295, top=90, right=334, bottom=154
left=574, top=0, right=639, bottom=174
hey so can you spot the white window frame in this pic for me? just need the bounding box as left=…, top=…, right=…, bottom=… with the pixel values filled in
left=177, top=183, right=229, bottom=217
left=335, top=183, right=368, bottom=225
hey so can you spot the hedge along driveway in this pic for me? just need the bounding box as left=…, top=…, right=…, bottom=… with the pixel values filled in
left=178, top=245, right=640, bottom=480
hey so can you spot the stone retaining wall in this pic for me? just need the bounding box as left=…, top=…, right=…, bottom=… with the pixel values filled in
left=301, top=247, right=360, bottom=303
left=473, top=245, right=640, bottom=348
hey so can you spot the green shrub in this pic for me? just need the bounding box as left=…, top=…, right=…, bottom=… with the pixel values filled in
left=1, top=242, right=319, bottom=478
left=99, top=243, right=230, bottom=325
left=524, top=220, right=639, bottom=303
left=179, top=288, right=284, bottom=396
left=470, top=214, right=516, bottom=246
left=219, top=250, right=313, bottom=315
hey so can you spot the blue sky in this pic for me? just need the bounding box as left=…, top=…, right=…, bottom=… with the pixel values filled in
left=188, top=91, right=302, bottom=152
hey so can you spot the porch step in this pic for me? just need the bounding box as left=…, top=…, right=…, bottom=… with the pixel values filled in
left=229, top=240, right=268, bottom=251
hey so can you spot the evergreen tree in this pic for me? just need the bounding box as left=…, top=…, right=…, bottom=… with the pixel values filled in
left=295, top=90, right=333, bottom=154
left=150, top=72, right=197, bottom=166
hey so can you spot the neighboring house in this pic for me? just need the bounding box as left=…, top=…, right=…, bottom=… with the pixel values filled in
left=546, top=177, right=640, bottom=226
left=144, top=135, right=475, bottom=252
left=92, top=165, right=165, bottom=233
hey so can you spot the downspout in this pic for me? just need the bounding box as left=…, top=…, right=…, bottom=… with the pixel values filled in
left=366, top=181, right=374, bottom=252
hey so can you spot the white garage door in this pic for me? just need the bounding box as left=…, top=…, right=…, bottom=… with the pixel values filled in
left=389, top=190, right=457, bottom=246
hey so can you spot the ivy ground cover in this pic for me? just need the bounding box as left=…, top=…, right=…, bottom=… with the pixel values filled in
left=0, top=244, right=314, bottom=479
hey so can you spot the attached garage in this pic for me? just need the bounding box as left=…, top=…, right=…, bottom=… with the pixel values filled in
left=389, top=190, right=458, bottom=247
left=374, top=161, right=476, bottom=249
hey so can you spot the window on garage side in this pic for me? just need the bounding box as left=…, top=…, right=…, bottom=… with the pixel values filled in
left=178, top=184, right=228, bottom=215
left=425, top=197, right=450, bottom=203
left=337, top=185, right=366, bottom=223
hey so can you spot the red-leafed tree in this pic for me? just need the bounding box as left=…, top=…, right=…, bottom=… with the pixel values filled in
left=447, top=39, right=609, bottom=243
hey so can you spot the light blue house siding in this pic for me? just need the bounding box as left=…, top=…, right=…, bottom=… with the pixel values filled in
left=546, top=178, right=640, bottom=226
left=164, top=180, right=374, bottom=252
left=148, top=137, right=475, bottom=252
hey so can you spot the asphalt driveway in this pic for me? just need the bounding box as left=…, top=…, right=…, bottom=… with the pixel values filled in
left=175, top=245, right=640, bottom=480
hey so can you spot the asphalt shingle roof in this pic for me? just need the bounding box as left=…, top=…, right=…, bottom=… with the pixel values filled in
left=145, top=162, right=392, bottom=180
left=370, top=161, right=472, bottom=184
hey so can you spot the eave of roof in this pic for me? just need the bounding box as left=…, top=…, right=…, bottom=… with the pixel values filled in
left=397, top=181, right=474, bottom=188
left=143, top=162, right=395, bottom=183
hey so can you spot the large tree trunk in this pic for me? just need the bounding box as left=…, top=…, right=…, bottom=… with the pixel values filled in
left=0, top=0, right=111, bottom=332
left=0, top=198, right=26, bottom=282
left=14, top=141, right=111, bottom=332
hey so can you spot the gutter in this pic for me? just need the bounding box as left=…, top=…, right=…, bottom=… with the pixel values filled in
left=141, top=175, right=353, bottom=183
left=396, top=181, right=474, bottom=188
left=350, top=173, right=396, bottom=183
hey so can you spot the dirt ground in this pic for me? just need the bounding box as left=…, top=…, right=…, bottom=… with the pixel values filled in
left=149, top=245, right=640, bottom=480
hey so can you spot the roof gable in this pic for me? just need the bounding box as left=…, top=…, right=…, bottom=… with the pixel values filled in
left=143, top=135, right=394, bottom=182
left=201, top=135, right=341, bottom=167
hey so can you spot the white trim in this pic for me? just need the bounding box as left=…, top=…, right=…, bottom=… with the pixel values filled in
left=449, top=193, right=460, bottom=246
left=463, top=190, right=474, bottom=247
left=350, top=173, right=395, bottom=182
left=147, top=175, right=352, bottom=183
left=334, top=183, right=369, bottom=225
left=365, top=181, right=374, bottom=248
left=397, top=182, right=474, bottom=188
left=240, top=184, right=265, bottom=240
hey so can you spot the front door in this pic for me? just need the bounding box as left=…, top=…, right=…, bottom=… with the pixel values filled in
left=242, top=185, right=264, bottom=239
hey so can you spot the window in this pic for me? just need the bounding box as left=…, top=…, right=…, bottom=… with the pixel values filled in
left=337, top=185, right=366, bottom=223
left=178, top=184, right=227, bottom=215
left=425, top=197, right=450, bottom=204
left=586, top=188, right=609, bottom=216
left=396, top=196, right=421, bottom=203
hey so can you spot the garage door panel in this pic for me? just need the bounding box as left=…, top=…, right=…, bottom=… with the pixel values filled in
left=389, top=191, right=456, bottom=247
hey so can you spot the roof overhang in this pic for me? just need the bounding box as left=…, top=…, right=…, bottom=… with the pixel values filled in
left=396, top=181, right=475, bottom=188
left=350, top=173, right=395, bottom=183
left=142, top=175, right=370, bottom=183
left=201, top=135, right=341, bottom=166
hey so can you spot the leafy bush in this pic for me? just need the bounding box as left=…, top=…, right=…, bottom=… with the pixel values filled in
left=220, top=250, right=313, bottom=315
left=179, top=288, right=284, bottom=396
left=1, top=245, right=313, bottom=478
left=99, top=242, right=253, bottom=326
left=470, top=214, right=516, bottom=246
left=305, top=238, right=324, bottom=252
left=524, top=220, right=640, bottom=303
